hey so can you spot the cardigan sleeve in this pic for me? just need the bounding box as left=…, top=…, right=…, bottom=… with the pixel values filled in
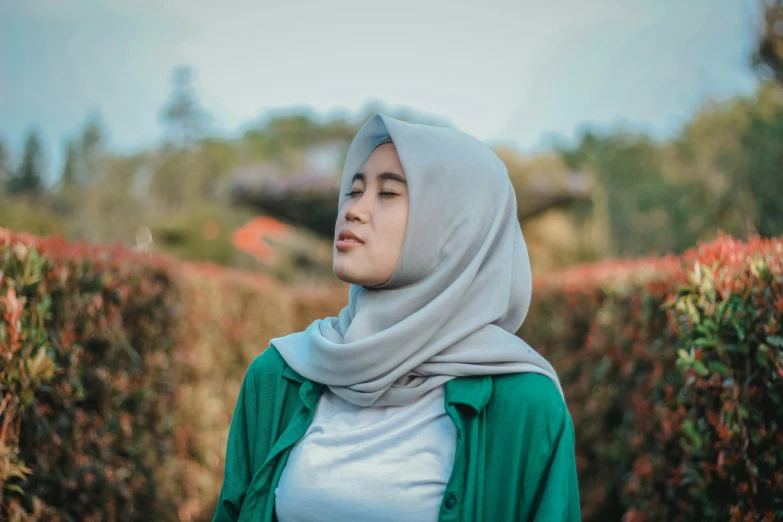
left=521, top=403, right=582, bottom=522
left=212, top=360, right=260, bottom=522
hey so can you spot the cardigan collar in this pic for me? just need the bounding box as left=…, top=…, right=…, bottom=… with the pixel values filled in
left=282, top=364, right=493, bottom=415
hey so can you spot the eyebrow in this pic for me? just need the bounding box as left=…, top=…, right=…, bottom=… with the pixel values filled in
left=352, top=172, right=407, bottom=184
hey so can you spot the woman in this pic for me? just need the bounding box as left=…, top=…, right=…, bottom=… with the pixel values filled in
left=213, top=114, right=581, bottom=522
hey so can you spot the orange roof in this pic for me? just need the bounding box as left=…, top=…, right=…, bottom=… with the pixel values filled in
left=232, top=216, right=294, bottom=263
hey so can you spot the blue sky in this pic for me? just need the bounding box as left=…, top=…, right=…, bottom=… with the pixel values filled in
left=0, top=0, right=761, bottom=185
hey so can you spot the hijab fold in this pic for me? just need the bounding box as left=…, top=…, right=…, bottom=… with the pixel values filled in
left=271, top=114, right=562, bottom=407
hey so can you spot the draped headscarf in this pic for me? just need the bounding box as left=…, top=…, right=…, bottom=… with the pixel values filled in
left=271, top=113, right=562, bottom=407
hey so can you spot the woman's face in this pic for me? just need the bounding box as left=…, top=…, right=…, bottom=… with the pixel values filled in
left=333, top=143, right=409, bottom=287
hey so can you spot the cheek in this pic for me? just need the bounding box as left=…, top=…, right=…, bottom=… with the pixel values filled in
left=389, top=205, right=409, bottom=252
left=334, top=207, right=347, bottom=236
left=397, top=208, right=409, bottom=241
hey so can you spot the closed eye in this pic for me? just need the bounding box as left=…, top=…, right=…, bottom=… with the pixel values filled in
left=344, top=191, right=399, bottom=197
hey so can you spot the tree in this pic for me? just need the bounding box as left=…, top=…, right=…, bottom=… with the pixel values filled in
left=0, top=139, right=10, bottom=191
left=6, top=130, right=45, bottom=195
left=79, top=115, right=106, bottom=183
left=736, top=85, right=783, bottom=237
left=160, top=65, right=209, bottom=148
left=56, top=115, right=108, bottom=191
left=60, top=140, right=79, bottom=188
left=753, top=0, right=783, bottom=85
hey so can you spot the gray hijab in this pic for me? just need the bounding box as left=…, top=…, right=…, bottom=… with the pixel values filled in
left=271, top=113, right=563, bottom=407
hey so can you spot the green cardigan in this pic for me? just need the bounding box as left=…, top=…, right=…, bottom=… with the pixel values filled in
left=213, top=347, right=581, bottom=522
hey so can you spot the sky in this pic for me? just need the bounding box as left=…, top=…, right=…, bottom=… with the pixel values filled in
left=0, top=0, right=762, bottom=185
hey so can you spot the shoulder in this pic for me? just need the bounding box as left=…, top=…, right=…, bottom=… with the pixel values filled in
left=492, top=372, right=565, bottom=412
left=244, top=345, right=287, bottom=386
left=488, top=372, right=570, bottom=433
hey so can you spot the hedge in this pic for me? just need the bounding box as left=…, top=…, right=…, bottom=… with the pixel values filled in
left=2, top=227, right=781, bottom=521
left=522, top=234, right=783, bottom=521
left=0, top=232, right=182, bottom=521
left=0, top=229, right=321, bottom=521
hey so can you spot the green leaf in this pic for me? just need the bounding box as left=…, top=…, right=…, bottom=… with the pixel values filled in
left=676, top=284, right=696, bottom=296
left=20, top=387, right=34, bottom=406
left=702, top=319, right=718, bottom=332
left=715, top=299, right=730, bottom=320
left=749, top=255, right=768, bottom=280
left=682, top=419, right=703, bottom=450
left=707, top=360, right=730, bottom=376
left=6, top=484, right=25, bottom=495
left=686, top=299, right=701, bottom=323
left=766, top=335, right=783, bottom=348
left=735, top=325, right=746, bottom=342
left=688, top=262, right=702, bottom=286
left=678, top=349, right=691, bottom=361
left=693, top=361, right=709, bottom=377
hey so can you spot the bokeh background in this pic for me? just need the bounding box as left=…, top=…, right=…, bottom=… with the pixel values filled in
left=2, top=0, right=780, bottom=282
left=2, top=1, right=783, bottom=521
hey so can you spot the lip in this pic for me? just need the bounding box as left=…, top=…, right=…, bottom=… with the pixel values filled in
left=335, top=239, right=364, bottom=252
left=336, top=229, right=364, bottom=251
left=338, top=230, right=364, bottom=243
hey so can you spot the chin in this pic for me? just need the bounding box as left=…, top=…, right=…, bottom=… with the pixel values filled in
left=333, top=261, right=385, bottom=287
left=333, top=261, right=359, bottom=284
left=334, top=269, right=369, bottom=286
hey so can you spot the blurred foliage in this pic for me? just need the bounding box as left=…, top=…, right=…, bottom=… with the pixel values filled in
left=0, top=227, right=331, bottom=521
left=524, top=234, right=783, bottom=522
left=0, top=199, right=64, bottom=237
left=146, top=203, right=256, bottom=267
left=4, top=227, right=780, bottom=521
left=0, top=79, right=460, bottom=282
left=625, top=238, right=783, bottom=521
left=6, top=131, right=45, bottom=196
left=0, top=233, right=181, bottom=521
left=159, top=66, right=210, bottom=149
left=753, top=0, right=783, bottom=85
left=558, top=83, right=783, bottom=258
left=0, top=139, right=10, bottom=192
left=0, top=46, right=781, bottom=280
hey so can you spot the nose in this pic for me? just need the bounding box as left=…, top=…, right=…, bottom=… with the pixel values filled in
left=344, top=196, right=370, bottom=223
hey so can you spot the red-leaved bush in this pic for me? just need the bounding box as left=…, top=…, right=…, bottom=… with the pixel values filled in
left=2, top=227, right=781, bottom=521
left=523, top=234, right=783, bottom=521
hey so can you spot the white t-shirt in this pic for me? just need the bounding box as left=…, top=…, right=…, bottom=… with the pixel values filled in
left=274, top=385, right=457, bottom=522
